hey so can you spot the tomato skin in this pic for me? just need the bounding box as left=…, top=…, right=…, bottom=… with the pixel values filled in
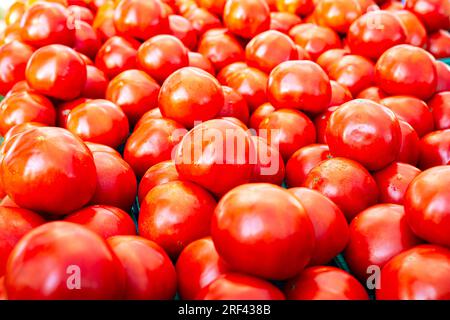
left=316, top=49, right=349, bottom=74
left=405, top=0, right=450, bottom=32
left=139, top=181, right=217, bottom=259
left=249, top=102, right=275, bottom=130
left=314, top=106, right=338, bottom=144
left=427, top=30, right=450, bottom=59
left=187, top=52, right=215, bottom=75
left=429, top=92, right=450, bottom=130
left=304, top=157, right=379, bottom=221
left=3, top=122, right=45, bottom=143
left=356, top=86, right=388, bottom=103
left=259, top=109, right=317, bottom=161
left=158, top=67, right=224, bottom=128
left=223, top=0, right=270, bottom=39
left=217, top=86, right=250, bottom=125
left=0, top=91, right=56, bottom=136
left=67, top=5, right=94, bottom=24
left=92, top=1, right=117, bottom=43
left=397, top=120, right=420, bottom=165
left=5, top=1, right=25, bottom=27
left=137, top=35, right=189, bottom=84
left=5, top=221, right=125, bottom=300
left=212, top=183, right=315, bottom=280
left=268, top=60, right=331, bottom=114
left=184, top=8, right=222, bottom=35
left=56, top=97, right=89, bottom=128
left=269, top=12, right=302, bottom=34
left=285, top=144, right=331, bottom=188
left=329, top=81, right=353, bottom=107
left=393, top=10, right=427, bottom=48
left=72, top=21, right=101, bottom=60
left=377, top=245, right=450, bottom=300
left=20, top=2, right=75, bottom=48
left=168, top=15, right=197, bottom=50
left=249, top=136, right=285, bottom=185
left=95, top=36, right=138, bottom=79
left=176, top=237, right=230, bottom=300
left=375, top=45, right=437, bottom=100
left=435, top=61, right=450, bottom=93
left=314, top=0, right=362, bottom=34
left=285, top=266, right=369, bottom=300
left=106, top=69, right=160, bottom=126
left=418, top=129, right=450, bottom=169
left=373, top=162, right=421, bottom=204
left=1, top=127, right=97, bottom=216
left=82, top=65, right=108, bottom=99
left=86, top=142, right=121, bottom=157
left=275, top=0, right=315, bottom=16
left=138, top=160, right=179, bottom=203
left=289, top=188, right=349, bottom=265
left=0, top=41, right=34, bottom=96
left=0, top=207, right=45, bottom=276
left=197, top=0, right=226, bottom=15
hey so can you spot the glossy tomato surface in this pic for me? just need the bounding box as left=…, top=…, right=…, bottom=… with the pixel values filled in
left=138, top=160, right=180, bottom=203
left=223, top=0, right=270, bottom=39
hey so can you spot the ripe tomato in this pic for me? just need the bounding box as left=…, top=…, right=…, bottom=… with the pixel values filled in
left=405, top=0, right=450, bottom=32
left=212, top=183, right=315, bottom=280
left=373, top=162, right=421, bottom=204
left=405, top=166, right=450, bottom=247
left=139, top=181, right=217, bottom=259
left=418, top=129, right=450, bottom=169
left=269, top=12, right=302, bottom=34
left=268, top=60, right=331, bottom=114
left=218, top=86, right=250, bottom=125
left=289, top=188, right=349, bottom=265
left=107, top=235, right=176, bottom=300
left=176, top=237, right=230, bottom=300
left=187, top=52, right=215, bottom=75
left=375, top=45, right=437, bottom=100
left=427, top=30, right=450, bottom=59
left=397, top=120, right=420, bottom=165
left=377, top=245, right=450, bottom=300
left=249, top=102, right=275, bottom=129
left=86, top=142, right=121, bottom=157
left=304, top=157, right=379, bottom=221
left=249, top=136, right=285, bottom=185
left=316, top=48, right=349, bottom=74
left=223, top=0, right=270, bottom=39
left=184, top=8, right=222, bottom=35
left=72, top=21, right=101, bottom=60
left=429, top=92, right=450, bottom=130
left=0, top=207, right=45, bottom=276
left=92, top=1, right=117, bottom=43
left=82, top=65, right=108, bottom=99
left=393, top=10, right=427, bottom=48
left=285, top=266, right=369, bottom=300
left=1, top=127, right=97, bottom=216
left=64, top=205, right=136, bottom=239
left=2, top=122, right=45, bottom=144
left=356, top=86, right=388, bottom=102
left=95, top=36, right=138, bottom=79
left=329, top=81, right=353, bottom=107
left=275, top=0, right=315, bottom=16
left=67, top=5, right=94, bottom=24
left=138, top=160, right=180, bottom=203
left=56, top=97, right=89, bottom=128
left=168, top=15, right=197, bottom=50
left=314, top=106, right=338, bottom=144
left=435, top=61, right=450, bottom=92
left=314, top=0, right=362, bottom=34
left=158, top=67, right=224, bottom=128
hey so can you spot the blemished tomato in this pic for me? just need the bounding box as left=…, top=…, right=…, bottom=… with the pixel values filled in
left=427, top=30, right=450, bottom=59
left=64, top=205, right=136, bottom=239
left=275, top=0, right=315, bottom=16
left=405, top=166, right=450, bottom=247
left=67, top=99, right=129, bottom=149
left=377, top=245, right=450, bottom=300
left=138, top=160, right=180, bottom=203
left=326, top=99, right=401, bottom=171
left=1, top=127, right=97, bottom=216
left=113, top=0, right=169, bottom=41
left=137, top=35, right=188, bottom=84
left=285, top=266, right=369, bottom=300
left=218, top=86, right=250, bottom=125
left=106, top=69, right=161, bottom=126
left=82, top=65, right=108, bottom=99
left=405, top=0, right=450, bottom=32
left=196, top=273, right=285, bottom=300
left=314, top=106, right=338, bottom=144
left=72, top=21, right=101, bottom=60
left=268, top=60, right=331, bottom=114
left=375, top=44, right=437, bottom=100
left=138, top=181, right=217, bottom=259
left=356, top=86, right=388, bottom=103
left=187, top=52, right=215, bottom=75
left=158, top=67, right=224, bottom=128
left=418, top=129, right=450, bottom=169
left=249, top=102, right=275, bottom=130
left=95, top=36, right=138, bottom=79
left=223, top=0, right=270, bottom=39
left=124, top=118, right=186, bottom=178
left=435, top=61, right=450, bottom=92
left=0, top=91, right=56, bottom=136
left=5, top=221, right=125, bottom=300
left=316, top=48, right=349, bottom=74
left=314, top=0, right=362, bottom=34
left=168, top=15, right=197, bottom=50
left=26, top=44, right=87, bottom=101
left=56, top=97, right=89, bottom=128
left=212, top=183, right=315, bottom=280
left=393, top=10, right=427, bottom=48
left=20, top=2, right=75, bottom=47
left=269, top=12, right=302, bottom=34
left=329, top=81, right=353, bottom=107
left=373, top=162, right=421, bottom=204
left=397, top=120, right=420, bottom=165
left=289, top=188, right=349, bottom=265
left=249, top=136, right=285, bottom=185
left=259, top=108, right=317, bottom=161
left=176, top=237, right=230, bottom=300
left=0, top=207, right=45, bottom=276
left=285, top=144, right=331, bottom=188
left=429, top=92, right=450, bottom=130
left=197, top=28, right=245, bottom=72
left=304, top=157, right=379, bottom=221
left=345, top=204, right=422, bottom=281
left=184, top=8, right=222, bottom=35
left=0, top=41, right=34, bottom=96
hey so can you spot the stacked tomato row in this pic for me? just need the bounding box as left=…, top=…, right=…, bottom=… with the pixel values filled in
left=0, top=0, right=449, bottom=300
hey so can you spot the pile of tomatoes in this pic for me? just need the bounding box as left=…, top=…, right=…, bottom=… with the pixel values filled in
left=0, top=0, right=449, bottom=300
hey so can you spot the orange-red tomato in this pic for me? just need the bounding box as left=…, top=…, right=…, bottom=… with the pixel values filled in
left=397, top=120, right=420, bottom=166
left=187, top=52, right=215, bottom=75
left=168, top=14, right=197, bottom=50
left=138, top=160, right=180, bottom=203
left=218, top=86, right=250, bottom=125
left=418, top=129, right=450, bottom=169
left=356, top=86, right=388, bottom=102
left=429, top=92, right=450, bottom=130
left=269, top=12, right=302, bottom=34
left=95, top=36, right=138, bottom=79
left=435, top=61, right=450, bottom=93
left=249, top=102, right=275, bottom=129
left=217, top=61, right=248, bottom=84
left=314, top=106, right=338, bottom=144
left=314, top=0, right=362, bottom=34
left=2, top=122, right=45, bottom=142
left=393, top=9, right=427, bottom=48
left=72, top=21, right=101, bottom=60
left=249, top=136, right=285, bottom=185
left=405, top=0, right=450, bottom=32
left=427, top=30, right=450, bottom=59
left=67, top=5, right=94, bottom=24
left=86, top=141, right=121, bottom=157
left=197, top=0, right=226, bottom=15
left=184, top=8, right=222, bottom=35
left=275, top=0, right=315, bottom=16
left=56, top=97, right=89, bottom=128
left=82, top=65, right=108, bottom=99
left=329, top=81, right=353, bottom=106
left=92, top=1, right=117, bottom=43
left=223, top=0, right=270, bottom=39
left=5, top=1, right=26, bottom=27
left=316, top=48, right=349, bottom=74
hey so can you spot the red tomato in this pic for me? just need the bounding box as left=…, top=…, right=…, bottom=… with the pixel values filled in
left=373, top=162, right=421, bottom=204
left=329, top=81, right=353, bottom=107
left=275, top=0, right=315, bottom=16
left=326, top=99, right=401, bottom=171
left=95, top=36, right=138, bottom=79
left=427, top=30, right=450, bottom=59
left=289, top=188, right=349, bottom=265
left=106, top=69, right=160, bottom=125
left=139, top=181, right=216, bottom=259
left=137, top=35, right=188, bottom=84
left=377, top=245, right=450, bottom=300
left=418, top=129, right=450, bottom=169
left=187, top=52, right=215, bottom=75
left=0, top=91, right=56, bottom=136
left=86, top=141, right=121, bottom=157
left=217, top=86, right=250, bottom=125
left=138, top=160, right=179, bottom=203
left=285, top=144, right=331, bottom=187
left=0, top=207, right=45, bottom=276
left=26, top=44, right=87, bottom=101
left=249, top=136, right=285, bottom=185
left=184, top=8, right=222, bottom=35
left=2, top=122, right=45, bottom=143
left=158, top=67, right=224, bottom=128
left=304, top=157, right=379, bottom=221
left=397, top=120, right=420, bottom=165
left=356, top=86, right=388, bottom=102
left=1, top=127, right=97, bottom=216
left=168, top=15, right=197, bottom=50
left=0, top=41, right=34, bottom=96
left=212, top=183, right=315, bottom=280
left=176, top=237, right=230, bottom=300
left=435, top=61, right=450, bottom=92
left=72, top=21, right=101, bottom=60
left=113, top=0, right=169, bottom=41
left=314, top=106, right=338, bottom=144
left=314, top=0, right=362, bottom=34
left=92, top=1, right=117, bottom=43
left=196, top=0, right=226, bottom=15
left=249, top=102, right=275, bottom=129
left=393, top=10, right=427, bottom=48
left=82, top=65, right=108, bottom=99
left=223, top=0, right=270, bottom=39
left=285, top=266, right=369, bottom=300
left=375, top=44, right=437, bottom=100
left=67, top=5, right=94, bottom=24
left=380, top=96, right=434, bottom=137
left=217, top=61, right=248, bottom=84
left=268, top=60, right=331, bottom=114
left=316, top=48, right=349, bottom=74
left=429, top=92, right=450, bottom=130
left=56, top=97, right=89, bottom=128
left=405, top=0, right=450, bottom=32
left=345, top=204, right=422, bottom=281
left=64, top=205, right=136, bottom=239
left=5, top=221, right=125, bottom=299
left=269, top=12, right=302, bottom=34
